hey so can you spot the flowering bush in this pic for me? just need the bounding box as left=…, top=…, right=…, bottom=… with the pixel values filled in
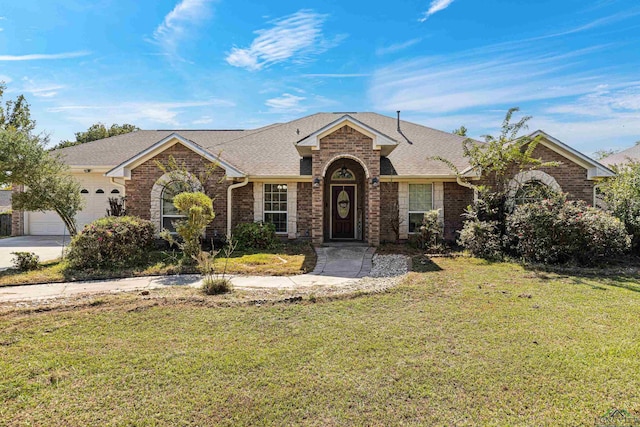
left=506, top=195, right=631, bottom=265
left=66, top=216, right=155, bottom=269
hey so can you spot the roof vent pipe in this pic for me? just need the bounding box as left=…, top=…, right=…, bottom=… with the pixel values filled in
left=397, top=111, right=401, bottom=132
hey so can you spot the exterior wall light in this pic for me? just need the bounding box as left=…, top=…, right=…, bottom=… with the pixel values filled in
left=313, top=177, right=321, bottom=188
left=371, top=177, right=379, bottom=187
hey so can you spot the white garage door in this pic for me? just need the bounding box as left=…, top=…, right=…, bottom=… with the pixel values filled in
left=26, top=174, right=124, bottom=235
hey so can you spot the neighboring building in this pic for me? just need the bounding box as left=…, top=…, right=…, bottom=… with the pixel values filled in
left=600, top=144, right=640, bottom=167
left=11, top=112, right=614, bottom=245
left=0, top=189, right=11, bottom=213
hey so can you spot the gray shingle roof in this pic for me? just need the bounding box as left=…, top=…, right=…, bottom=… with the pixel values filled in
left=600, top=144, right=640, bottom=167
left=54, top=112, right=474, bottom=177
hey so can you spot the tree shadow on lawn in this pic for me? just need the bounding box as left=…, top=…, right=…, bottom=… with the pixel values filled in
left=410, top=255, right=444, bottom=272
left=522, top=256, right=640, bottom=294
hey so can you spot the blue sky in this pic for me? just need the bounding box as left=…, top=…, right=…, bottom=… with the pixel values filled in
left=1, top=0, right=639, bottom=155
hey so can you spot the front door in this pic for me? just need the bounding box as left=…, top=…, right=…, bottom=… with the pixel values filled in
left=331, top=185, right=355, bottom=239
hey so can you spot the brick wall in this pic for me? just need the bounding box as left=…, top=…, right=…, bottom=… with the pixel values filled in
left=231, top=183, right=253, bottom=229
left=443, top=182, right=474, bottom=242
left=526, top=143, right=594, bottom=204
left=311, top=125, right=381, bottom=245
left=126, top=143, right=230, bottom=237
left=380, top=182, right=398, bottom=243
left=297, top=182, right=312, bottom=239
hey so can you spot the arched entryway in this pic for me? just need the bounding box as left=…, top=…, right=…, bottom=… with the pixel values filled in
left=323, top=157, right=368, bottom=242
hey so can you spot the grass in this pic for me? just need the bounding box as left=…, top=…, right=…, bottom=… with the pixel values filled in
left=2, top=257, right=640, bottom=425
left=0, top=244, right=316, bottom=287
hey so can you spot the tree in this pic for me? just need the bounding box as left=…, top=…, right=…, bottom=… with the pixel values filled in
left=600, top=161, right=640, bottom=251
left=55, top=123, right=139, bottom=149
left=0, top=83, right=83, bottom=235
left=452, top=125, right=467, bottom=136
left=0, top=83, right=35, bottom=133
left=1, top=130, right=83, bottom=235
left=433, top=107, right=558, bottom=256
left=594, top=149, right=618, bottom=160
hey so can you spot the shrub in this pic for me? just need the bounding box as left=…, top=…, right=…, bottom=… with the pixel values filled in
left=416, top=210, right=444, bottom=251
left=201, top=277, right=232, bottom=295
left=161, top=192, right=214, bottom=261
left=233, top=222, right=278, bottom=250
left=506, top=195, right=631, bottom=265
left=458, top=219, right=503, bottom=260
left=66, top=216, right=155, bottom=269
left=600, top=161, right=640, bottom=251
left=11, top=251, right=40, bottom=271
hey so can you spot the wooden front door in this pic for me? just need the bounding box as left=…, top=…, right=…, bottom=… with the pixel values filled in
left=331, top=185, right=355, bottom=239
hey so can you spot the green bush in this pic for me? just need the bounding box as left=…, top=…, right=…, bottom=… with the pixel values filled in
left=66, top=216, right=155, bottom=269
left=165, top=192, right=214, bottom=260
left=416, top=209, right=445, bottom=251
left=11, top=251, right=40, bottom=271
left=506, top=195, right=631, bottom=265
left=458, top=219, right=503, bottom=260
left=233, top=222, right=278, bottom=250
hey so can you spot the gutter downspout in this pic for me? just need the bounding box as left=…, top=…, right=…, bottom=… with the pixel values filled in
left=227, top=177, right=249, bottom=236
left=109, top=177, right=126, bottom=190
left=456, top=175, right=478, bottom=203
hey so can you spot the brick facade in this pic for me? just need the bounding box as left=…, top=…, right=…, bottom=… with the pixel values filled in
left=443, top=182, right=474, bottom=242
left=231, top=183, right=254, bottom=229
left=311, top=125, right=381, bottom=245
left=380, top=182, right=398, bottom=243
left=126, top=143, right=231, bottom=237
left=297, top=182, right=312, bottom=239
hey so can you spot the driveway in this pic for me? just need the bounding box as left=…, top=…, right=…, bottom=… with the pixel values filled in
left=0, top=236, right=70, bottom=270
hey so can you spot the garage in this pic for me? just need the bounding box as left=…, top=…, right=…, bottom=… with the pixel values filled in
left=24, top=173, right=124, bottom=235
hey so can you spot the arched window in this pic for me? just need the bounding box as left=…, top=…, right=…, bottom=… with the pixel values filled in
left=96, top=189, right=105, bottom=194
left=514, top=180, right=553, bottom=205
left=80, top=189, right=89, bottom=194
left=331, top=166, right=355, bottom=181
left=111, top=189, right=120, bottom=194
left=161, top=181, right=191, bottom=233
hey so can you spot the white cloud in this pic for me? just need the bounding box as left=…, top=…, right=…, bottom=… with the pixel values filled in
left=153, top=0, right=215, bottom=56
left=376, top=38, right=422, bottom=55
left=22, top=78, right=64, bottom=98
left=0, top=51, right=90, bottom=61
left=47, top=99, right=234, bottom=127
left=0, top=75, right=12, bottom=84
left=265, top=93, right=306, bottom=113
left=192, top=115, right=214, bottom=125
left=302, top=73, right=369, bottom=78
left=419, top=0, right=455, bottom=22
left=226, top=10, right=337, bottom=71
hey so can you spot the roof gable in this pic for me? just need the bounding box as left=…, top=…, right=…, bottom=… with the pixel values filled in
left=296, top=115, right=398, bottom=157
left=105, top=133, right=245, bottom=179
left=529, top=130, right=614, bottom=179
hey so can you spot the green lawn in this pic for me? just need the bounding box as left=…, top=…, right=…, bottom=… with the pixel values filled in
left=1, top=257, right=639, bottom=425
left=0, top=244, right=316, bottom=287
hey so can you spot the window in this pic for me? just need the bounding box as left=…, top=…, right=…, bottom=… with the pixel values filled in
left=331, top=167, right=355, bottom=181
left=408, top=184, right=433, bottom=233
left=96, top=189, right=104, bottom=194
left=80, top=189, right=89, bottom=194
left=514, top=180, right=552, bottom=205
left=111, top=189, right=120, bottom=194
left=264, top=183, right=288, bottom=233
left=161, top=181, right=191, bottom=233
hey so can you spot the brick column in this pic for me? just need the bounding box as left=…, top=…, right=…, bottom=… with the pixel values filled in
left=368, top=182, right=380, bottom=246
left=311, top=184, right=323, bottom=245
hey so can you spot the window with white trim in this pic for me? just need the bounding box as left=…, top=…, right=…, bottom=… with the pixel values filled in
left=264, top=183, right=288, bottom=233
left=514, top=180, right=553, bottom=205
left=408, top=184, right=433, bottom=233
left=161, top=181, right=191, bottom=233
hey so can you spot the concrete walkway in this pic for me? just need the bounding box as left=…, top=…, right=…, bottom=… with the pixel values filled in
left=0, top=245, right=376, bottom=303
left=0, top=236, right=70, bottom=270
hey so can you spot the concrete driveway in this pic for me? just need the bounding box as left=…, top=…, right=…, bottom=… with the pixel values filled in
left=0, top=236, right=70, bottom=270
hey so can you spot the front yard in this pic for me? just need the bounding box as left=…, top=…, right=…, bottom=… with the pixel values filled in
left=0, top=244, right=317, bottom=287
left=2, top=257, right=639, bottom=425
